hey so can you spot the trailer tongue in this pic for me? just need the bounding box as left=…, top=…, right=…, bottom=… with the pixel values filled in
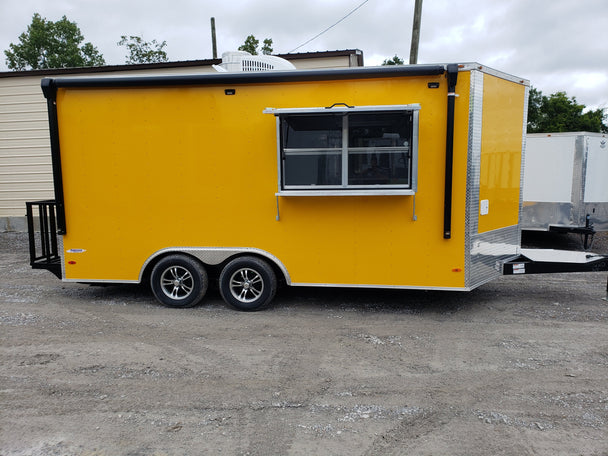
left=502, top=248, right=608, bottom=302
left=503, top=249, right=608, bottom=275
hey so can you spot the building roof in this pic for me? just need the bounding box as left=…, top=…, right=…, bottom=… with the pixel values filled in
left=0, top=49, right=364, bottom=78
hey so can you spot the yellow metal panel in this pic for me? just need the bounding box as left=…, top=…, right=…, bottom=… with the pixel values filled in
left=478, top=75, right=525, bottom=233
left=57, top=74, right=472, bottom=288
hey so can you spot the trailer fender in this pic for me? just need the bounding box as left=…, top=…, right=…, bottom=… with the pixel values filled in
left=140, top=247, right=291, bottom=285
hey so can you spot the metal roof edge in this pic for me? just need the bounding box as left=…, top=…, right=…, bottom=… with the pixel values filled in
left=459, top=62, right=530, bottom=86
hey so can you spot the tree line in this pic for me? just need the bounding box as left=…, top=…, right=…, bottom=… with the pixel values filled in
left=4, top=14, right=606, bottom=133
left=4, top=13, right=168, bottom=70
left=379, top=56, right=606, bottom=133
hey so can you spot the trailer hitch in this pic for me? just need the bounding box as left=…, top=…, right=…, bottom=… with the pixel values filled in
left=502, top=249, right=608, bottom=275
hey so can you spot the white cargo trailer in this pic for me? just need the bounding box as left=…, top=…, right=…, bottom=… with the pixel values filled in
left=522, top=132, right=608, bottom=246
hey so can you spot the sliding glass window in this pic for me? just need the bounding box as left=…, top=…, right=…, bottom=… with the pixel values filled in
left=271, top=104, right=419, bottom=193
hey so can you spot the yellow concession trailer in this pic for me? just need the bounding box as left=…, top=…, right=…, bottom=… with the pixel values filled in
left=27, top=63, right=599, bottom=310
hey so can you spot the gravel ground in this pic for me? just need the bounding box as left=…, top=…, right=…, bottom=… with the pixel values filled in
left=1, top=231, right=607, bottom=455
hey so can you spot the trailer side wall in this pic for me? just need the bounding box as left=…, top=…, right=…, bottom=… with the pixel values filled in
left=57, top=74, right=472, bottom=288
left=51, top=65, right=527, bottom=291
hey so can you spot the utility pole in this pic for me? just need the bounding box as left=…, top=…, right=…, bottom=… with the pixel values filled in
left=211, top=17, right=218, bottom=59
left=409, top=0, right=423, bottom=64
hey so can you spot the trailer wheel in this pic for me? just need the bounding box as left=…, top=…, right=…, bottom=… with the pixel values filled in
left=219, top=256, right=277, bottom=311
left=150, top=254, right=208, bottom=308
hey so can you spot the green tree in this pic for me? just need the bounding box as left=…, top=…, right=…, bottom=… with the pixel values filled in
left=238, top=35, right=273, bottom=55
left=528, top=87, right=607, bottom=133
left=118, top=35, right=168, bottom=64
left=527, top=87, right=544, bottom=131
left=4, top=13, right=105, bottom=70
left=261, top=38, right=273, bottom=55
left=382, top=55, right=404, bottom=66
left=238, top=35, right=259, bottom=55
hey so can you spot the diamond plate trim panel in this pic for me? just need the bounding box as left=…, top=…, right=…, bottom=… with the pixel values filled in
left=465, top=70, right=484, bottom=287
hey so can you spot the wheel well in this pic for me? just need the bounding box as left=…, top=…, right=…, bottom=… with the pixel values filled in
left=141, top=251, right=205, bottom=286
left=141, top=251, right=288, bottom=286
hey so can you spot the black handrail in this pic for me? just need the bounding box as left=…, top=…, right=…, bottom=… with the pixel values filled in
left=443, top=64, right=459, bottom=239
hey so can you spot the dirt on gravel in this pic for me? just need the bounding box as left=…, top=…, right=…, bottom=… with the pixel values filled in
left=1, top=231, right=607, bottom=455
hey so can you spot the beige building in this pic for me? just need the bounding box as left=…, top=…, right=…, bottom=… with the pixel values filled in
left=0, top=50, right=363, bottom=230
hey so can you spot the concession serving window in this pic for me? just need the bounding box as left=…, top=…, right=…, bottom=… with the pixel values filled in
left=265, top=104, right=420, bottom=196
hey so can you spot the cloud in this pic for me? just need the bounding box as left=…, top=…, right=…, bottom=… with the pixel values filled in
left=1, top=0, right=606, bottom=109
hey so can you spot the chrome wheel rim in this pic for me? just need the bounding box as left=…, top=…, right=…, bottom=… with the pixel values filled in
left=229, top=268, right=264, bottom=303
left=160, top=266, right=194, bottom=300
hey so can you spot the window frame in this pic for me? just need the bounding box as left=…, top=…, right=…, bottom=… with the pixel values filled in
left=266, top=104, right=420, bottom=196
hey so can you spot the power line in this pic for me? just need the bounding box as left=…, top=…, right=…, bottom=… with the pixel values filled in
left=289, top=0, right=372, bottom=53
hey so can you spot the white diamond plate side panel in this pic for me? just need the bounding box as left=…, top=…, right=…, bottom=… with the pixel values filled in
left=465, top=70, right=484, bottom=287
left=469, top=225, right=520, bottom=288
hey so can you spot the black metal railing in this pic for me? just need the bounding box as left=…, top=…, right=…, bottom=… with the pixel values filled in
left=26, top=200, right=61, bottom=278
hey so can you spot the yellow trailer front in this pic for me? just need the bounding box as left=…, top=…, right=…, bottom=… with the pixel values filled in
left=31, top=64, right=528, bottom=310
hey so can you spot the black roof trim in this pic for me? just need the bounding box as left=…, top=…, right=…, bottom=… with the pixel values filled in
left=41, top=64, right=447, bottom=100
left=41, top=78, right=56, bottom=99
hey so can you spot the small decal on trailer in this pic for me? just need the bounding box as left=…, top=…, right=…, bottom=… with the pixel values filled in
left=512, top=263, right=526, bottom=274
left=66, top=249, right=86, bottom=253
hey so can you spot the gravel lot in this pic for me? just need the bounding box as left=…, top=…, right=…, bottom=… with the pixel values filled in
left=1, top=231, right=607, bottom=455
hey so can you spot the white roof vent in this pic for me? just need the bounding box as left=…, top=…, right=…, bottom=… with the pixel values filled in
left=213, top=51, right=296, bottom=72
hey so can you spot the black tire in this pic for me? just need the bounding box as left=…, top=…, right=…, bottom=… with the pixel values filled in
left=150, top=254, right=208, bottom=308
left=219, top=256, right=277, bottom=311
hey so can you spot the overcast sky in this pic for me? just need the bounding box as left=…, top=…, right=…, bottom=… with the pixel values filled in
left=1, top=0, right=607, bottom=110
